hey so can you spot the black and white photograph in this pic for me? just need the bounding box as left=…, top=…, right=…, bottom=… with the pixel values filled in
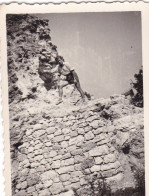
left=3, top=7, right=146, bottom=196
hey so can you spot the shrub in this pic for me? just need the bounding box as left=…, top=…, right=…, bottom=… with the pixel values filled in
left=131, top=67, right=143, bottom=107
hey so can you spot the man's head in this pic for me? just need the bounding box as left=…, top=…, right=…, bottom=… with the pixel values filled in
left=57, top=56, right=64, bottom=66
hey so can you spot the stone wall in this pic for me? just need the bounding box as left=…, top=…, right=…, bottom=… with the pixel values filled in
left=13, top=95, right=144, bottom=196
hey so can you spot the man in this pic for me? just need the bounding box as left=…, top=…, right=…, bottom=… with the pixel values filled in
left=56, top=56, right=85, bottom=105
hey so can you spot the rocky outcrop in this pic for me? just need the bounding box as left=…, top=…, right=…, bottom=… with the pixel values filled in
left=7, top=14, right=144, bottom=196
left=7, top=14, right=59, bottom=104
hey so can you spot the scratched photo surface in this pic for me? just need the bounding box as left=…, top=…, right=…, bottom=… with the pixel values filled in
left=7, top=12, right=144, bottom=196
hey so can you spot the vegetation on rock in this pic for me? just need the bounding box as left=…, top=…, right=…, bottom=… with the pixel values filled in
left=131, top=67, right=143, bottom=108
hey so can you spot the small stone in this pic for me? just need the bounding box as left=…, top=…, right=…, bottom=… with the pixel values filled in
left=57, top=166, right=74, bottom=174
left=28, top=147, right=34, bottom=153
left=49, top=150, right=57, bottom=158
left=43, top=153, right=50, bottom=159
left=90, top=120, right=99, bottom=129
left=34, top=143, right=42, bottom=150
left=80, top=178, right=88, bottom=185
left=77, top=135, right=84, bottom=143
left=32, top=191, right=38, bottom=196
left=102, top=169, right=116, bottom=178
left=44, top=180, right=53, bottom=188
left=53, top=176, right=60, bottom=183
left=82, top=142, right=96, bottom=152
left=27, top=186, right=35, bottom=193
left=61, top=141, right=68, bottom=148
left=46, top=127, right=56, bottom=134
left=47, top=134, right=54, bottom=140
left=95, top=157, right=103, bottom=164
left=71, top=171, right=83, bottom=178
left=34, top=140, right=40, bottom=145
left=84, top=126, right=92, bottom=133
left=27, top=174, right=39, bottom=186
left=50, top=182, right=64, bottom=195
left=62, top=128, right=70, bottom=134
left=34, top=149, right=43, bottom=155
left=49, top=121, right=56, bottom=127
left=97, top=139, right=108, bottom=146
left=20, top=147, right=28, bottom=154
left=89, top=145, right=109, bottom=157
left=63, top=181, right=71, bottom=186
left=93, top=133, right=105, bottom=143
left=62, top=153, right=71, bottom=159
left=45, top=141, right=52, bottom=147
left=77, top=128, right=84, bottom=134
left=101, top=161, right=121, bottom=171
left=52, top=160, right=61, bottom=169
left=93, top=127, right=104, bottom=135
left=65, top=121, right=74, bottom=126
left=33, top=124, right=42, bottom=130
left=68, top=115, right=76, bottom=120
left=20, top=168, right=29, bottom=176
left=16, top=190, right=27, bottom=196
left=70, top=177, right=80, bottom=183
left=53, top=135, right=64, bottom=142
left=60, top=174, right=70, bottom=182
left=55, top=129, right=62, bottom=136
left=16, top=181, right=27, bottom=189
left=40, top=159, right=47, bottom=165
left=90, top=165, right=101, bottom=172
left=65, top=136, right=71, bottom=140
left=41, top=170, right=58, bottom=181
left=64, top=158, right=74, bottom=166
left=19, top=176, right=27, bottom=182
left=23, top=142, right=29, bottom=148
left=71, top=149, right=83, bottom=156
left=53, top=144, right=61, bottom=150
left=18, top=154, right=27, bottom=162
left=74, top=163, right=82, bottom=171
left=68, top=182, right=80, bottom=190
left=31, top=162, right=40, bottom=168
left=70, top=131, right=78, bottom=137
left=85, top=131, right=94, bottom=141
left=26, top=129, right=33, bottom=136
left=110, top=146, right=115, bottom=152
left=36, top=183, right=44, bottom=191
left=39, top=189, right=51, bottom=196
left=29, top=169, right=36, bottom=174
left=34, top=155, right=43, bottom=161
left=30, top=140, right=35, bottom=146
left=33, top=130, right=46, bottom=138
left=104, top=154, right=116, bottom=163
left=53, top=155, right=63, bottom=161
left=22, top=159, right=30, bottom=167
left=106, top=173, right=124, bottom=183
left=86, top=116, right=97, bottom=122
left=41, top=133, right=48, bottom=142
left=69, top=137, right=77, bottom=145
left=84, top=168, right=91, bottom=174
left=37, top=165, right=45, bottom=172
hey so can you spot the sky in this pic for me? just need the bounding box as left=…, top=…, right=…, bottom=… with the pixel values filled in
left=35, top=12, right=142, bottom=98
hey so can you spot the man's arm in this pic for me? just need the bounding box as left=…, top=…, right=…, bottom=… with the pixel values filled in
left=43, top=65, right=58, bottom=74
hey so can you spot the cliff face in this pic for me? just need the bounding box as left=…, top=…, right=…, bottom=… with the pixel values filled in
left=7, top=15, right=144, bottom=196
left=7, top=14, right=59, bottom=104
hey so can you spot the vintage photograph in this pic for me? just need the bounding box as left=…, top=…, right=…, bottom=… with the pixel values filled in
left=6, top=11, right=144, bottom=196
